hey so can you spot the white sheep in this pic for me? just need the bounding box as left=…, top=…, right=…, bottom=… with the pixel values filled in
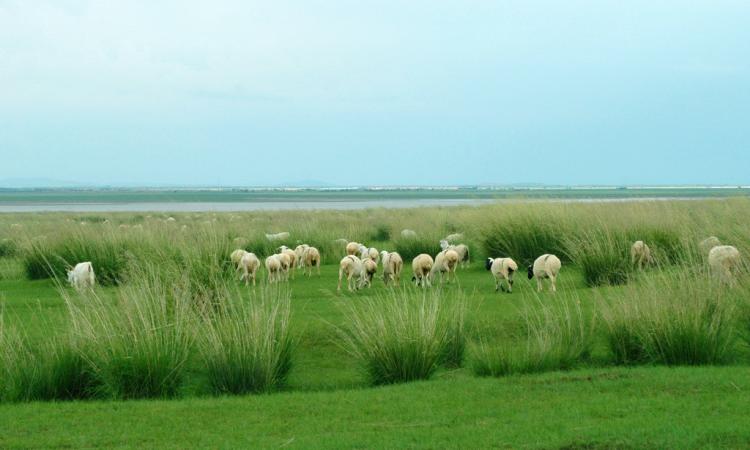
left=430, top=249, right=459, bottom=284
left=294, top=244, right=310, bottom=268
left=67, top=262, right=95, bottom=291
left=630, top=241, right=653, bottom=270
left=166, top=217, right=176, bottom=223
left=302, top=246, right=321, bottom=276
left=358, top=244, right=379, bottom=263
left=361, top=257, right=378, bottom=288
left=411, top=253, right=434, bottom=288
left=380, top=251, right=403, bottom=286
left=239, top=252, right=260, bottom=286
left=528, top=254, right=562, bottom=292
left=486, top=257, right=518, bottom=293
left=400, top=229, right=417, bottom=238
left=338, top=255, right=365, bottom=292
left=278, top=246, right=297, bottom=279
left=276, top=251, right=293, bottom=281
left=708, top=245, right=741, bottom=284
left=230, top=249, right=247, bottom=268
left=700, top=236, right=722, bottom=254
left=265, top=255, right=283, bottom=284
left=439, top=240, right=470, bottom=268
left=346, top=241, right=360, bottom=256
left=265, top=232, right=290, bottom=242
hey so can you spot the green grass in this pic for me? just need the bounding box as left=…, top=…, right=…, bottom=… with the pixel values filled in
left=1, top=367, right=750, bottom=448
left=338, top=290, right=466, bottom=385
left=1, top=199, right=750, bottom=447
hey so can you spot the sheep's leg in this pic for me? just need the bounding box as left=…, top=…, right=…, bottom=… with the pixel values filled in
left=495, top=276, right=499, bottom=292
left=252, top=271, right=256, bottom=287
left=550, top=275, right=557, bottom=292
left=536, top=277, right=542, bottom=292
left=337, top=269, right=343, bottom=292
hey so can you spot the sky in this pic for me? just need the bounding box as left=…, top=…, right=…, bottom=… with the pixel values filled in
left=1, top=0, right=748, bottom=187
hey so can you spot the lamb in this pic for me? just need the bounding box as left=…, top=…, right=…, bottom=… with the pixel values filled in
left=346, top=241, right=360, bottom=256
left=239, top=252, right=260, bottom=286
left=430, top=249, right=459, bottom=284
left=265, top=232, right=290, bottom=242
left=302, top=246, right=321, bottom=276
left=486, top=257, right=519, bottom=293
left=411, top=253, right=434, bottom=288
left=439, top=240, right=470, bottom=268
left=700, top=236, right=722, bottom=254
left=400, top=229, right=417, bottom=238
left=338, top=255, right=365, bottom=292
left=265, top=254, right=283, bottom=283
left=380, top=251, right=403, bottom=286
left=67, top=262, right=95, bottom=290
left=630, top=241, right=653, bottom=270
left=361, top=257, right=378, bottom=288
left=527, top=254, right=562, bottom=292
left=708, top=245, right=741, bottom=283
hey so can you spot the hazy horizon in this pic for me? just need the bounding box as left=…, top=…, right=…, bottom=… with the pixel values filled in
left=2, top=1, right=749, bottom=186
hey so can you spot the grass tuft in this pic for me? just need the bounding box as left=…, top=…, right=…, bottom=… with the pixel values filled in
left=338, top=289, right=466, bottom=385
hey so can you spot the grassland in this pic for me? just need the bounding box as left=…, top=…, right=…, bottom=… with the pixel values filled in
left=1, top=198, right=749, bottom=448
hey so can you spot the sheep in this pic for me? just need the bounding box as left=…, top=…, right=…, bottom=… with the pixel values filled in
left=361, top=257, right=378, bottom=288
left=278, top=246, right=297, bottom=279
left=411, top=253, right=434, bottom=288
left=439, top=240, right=470, bottom=268
left=444, top=233, right=464, bottom=243
left=334, top=238, right=349, bottom=247
left=276, top=251, right=293, bottom=281
left=381, top=250, right=403, bottom=286
left=400, top=229, right=417, bottom=238
left=630, top=241, right=653, bottom=270
left=300, top=246, right=321, bottom=276
left=239, top=252, right=260, bottom=286
left=527, top=254, right=562, bottom=292
left=346, top=241, right=360, bottom=256
left=67, top=262, right=95, bottom=291
left=430, top=249, right=459, bottom=284
left=486, top=257, right=519, bottom=293
left=230, top=249, right=247, bottom=268
left=166, top=217, right=176, bottom=223
left=265, top=232, right=290, bottom=242
left=265, top=255, right=283, bottom=283
left=294, top=244, right=309, bottom=268
left=358, top=244, right=379, bottom=263
left=708, top=245, right=741, bottom=284
left=338, top=255, right=365, bottom=292
left=700, top=236, right=722, bottom=254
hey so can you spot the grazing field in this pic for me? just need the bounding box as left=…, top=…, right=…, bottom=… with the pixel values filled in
left=1, top=198, right=750, bottom=448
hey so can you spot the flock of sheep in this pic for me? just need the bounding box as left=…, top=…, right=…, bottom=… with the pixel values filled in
left=65, top=230, right=742, bottom=292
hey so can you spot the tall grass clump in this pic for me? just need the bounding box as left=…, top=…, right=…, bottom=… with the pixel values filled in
left=481, top=211, right=571, bottom=265
left=0, top=238, right=17, bottom=258
left=392, top=234, right=441, bottom=262
left=22, top=230, right=129, bottom=285
left=472, top=296, right=593, bottom=376
left=65, top=266, right=196, bottom=399
left=0, top=314, right=95, bottom=402
left=198, top=286, right=293, bottom=395
left=599, top=269, right=742, bottom=366
left=567, top=228, right=632, bottom=287
left=338, top=290, right=466, bottom=385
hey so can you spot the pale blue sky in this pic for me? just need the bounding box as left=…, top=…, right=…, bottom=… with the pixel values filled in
left=1, top=0, right=748, bottom=186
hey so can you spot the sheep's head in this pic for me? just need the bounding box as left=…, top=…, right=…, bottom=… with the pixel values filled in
left=485, top=258, right=493, bottom=271
left=439, top=239, right=449, bottom=250
left=67, top=270, right=74, bottom=284
left=527, top=265, right=534, bottom=279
